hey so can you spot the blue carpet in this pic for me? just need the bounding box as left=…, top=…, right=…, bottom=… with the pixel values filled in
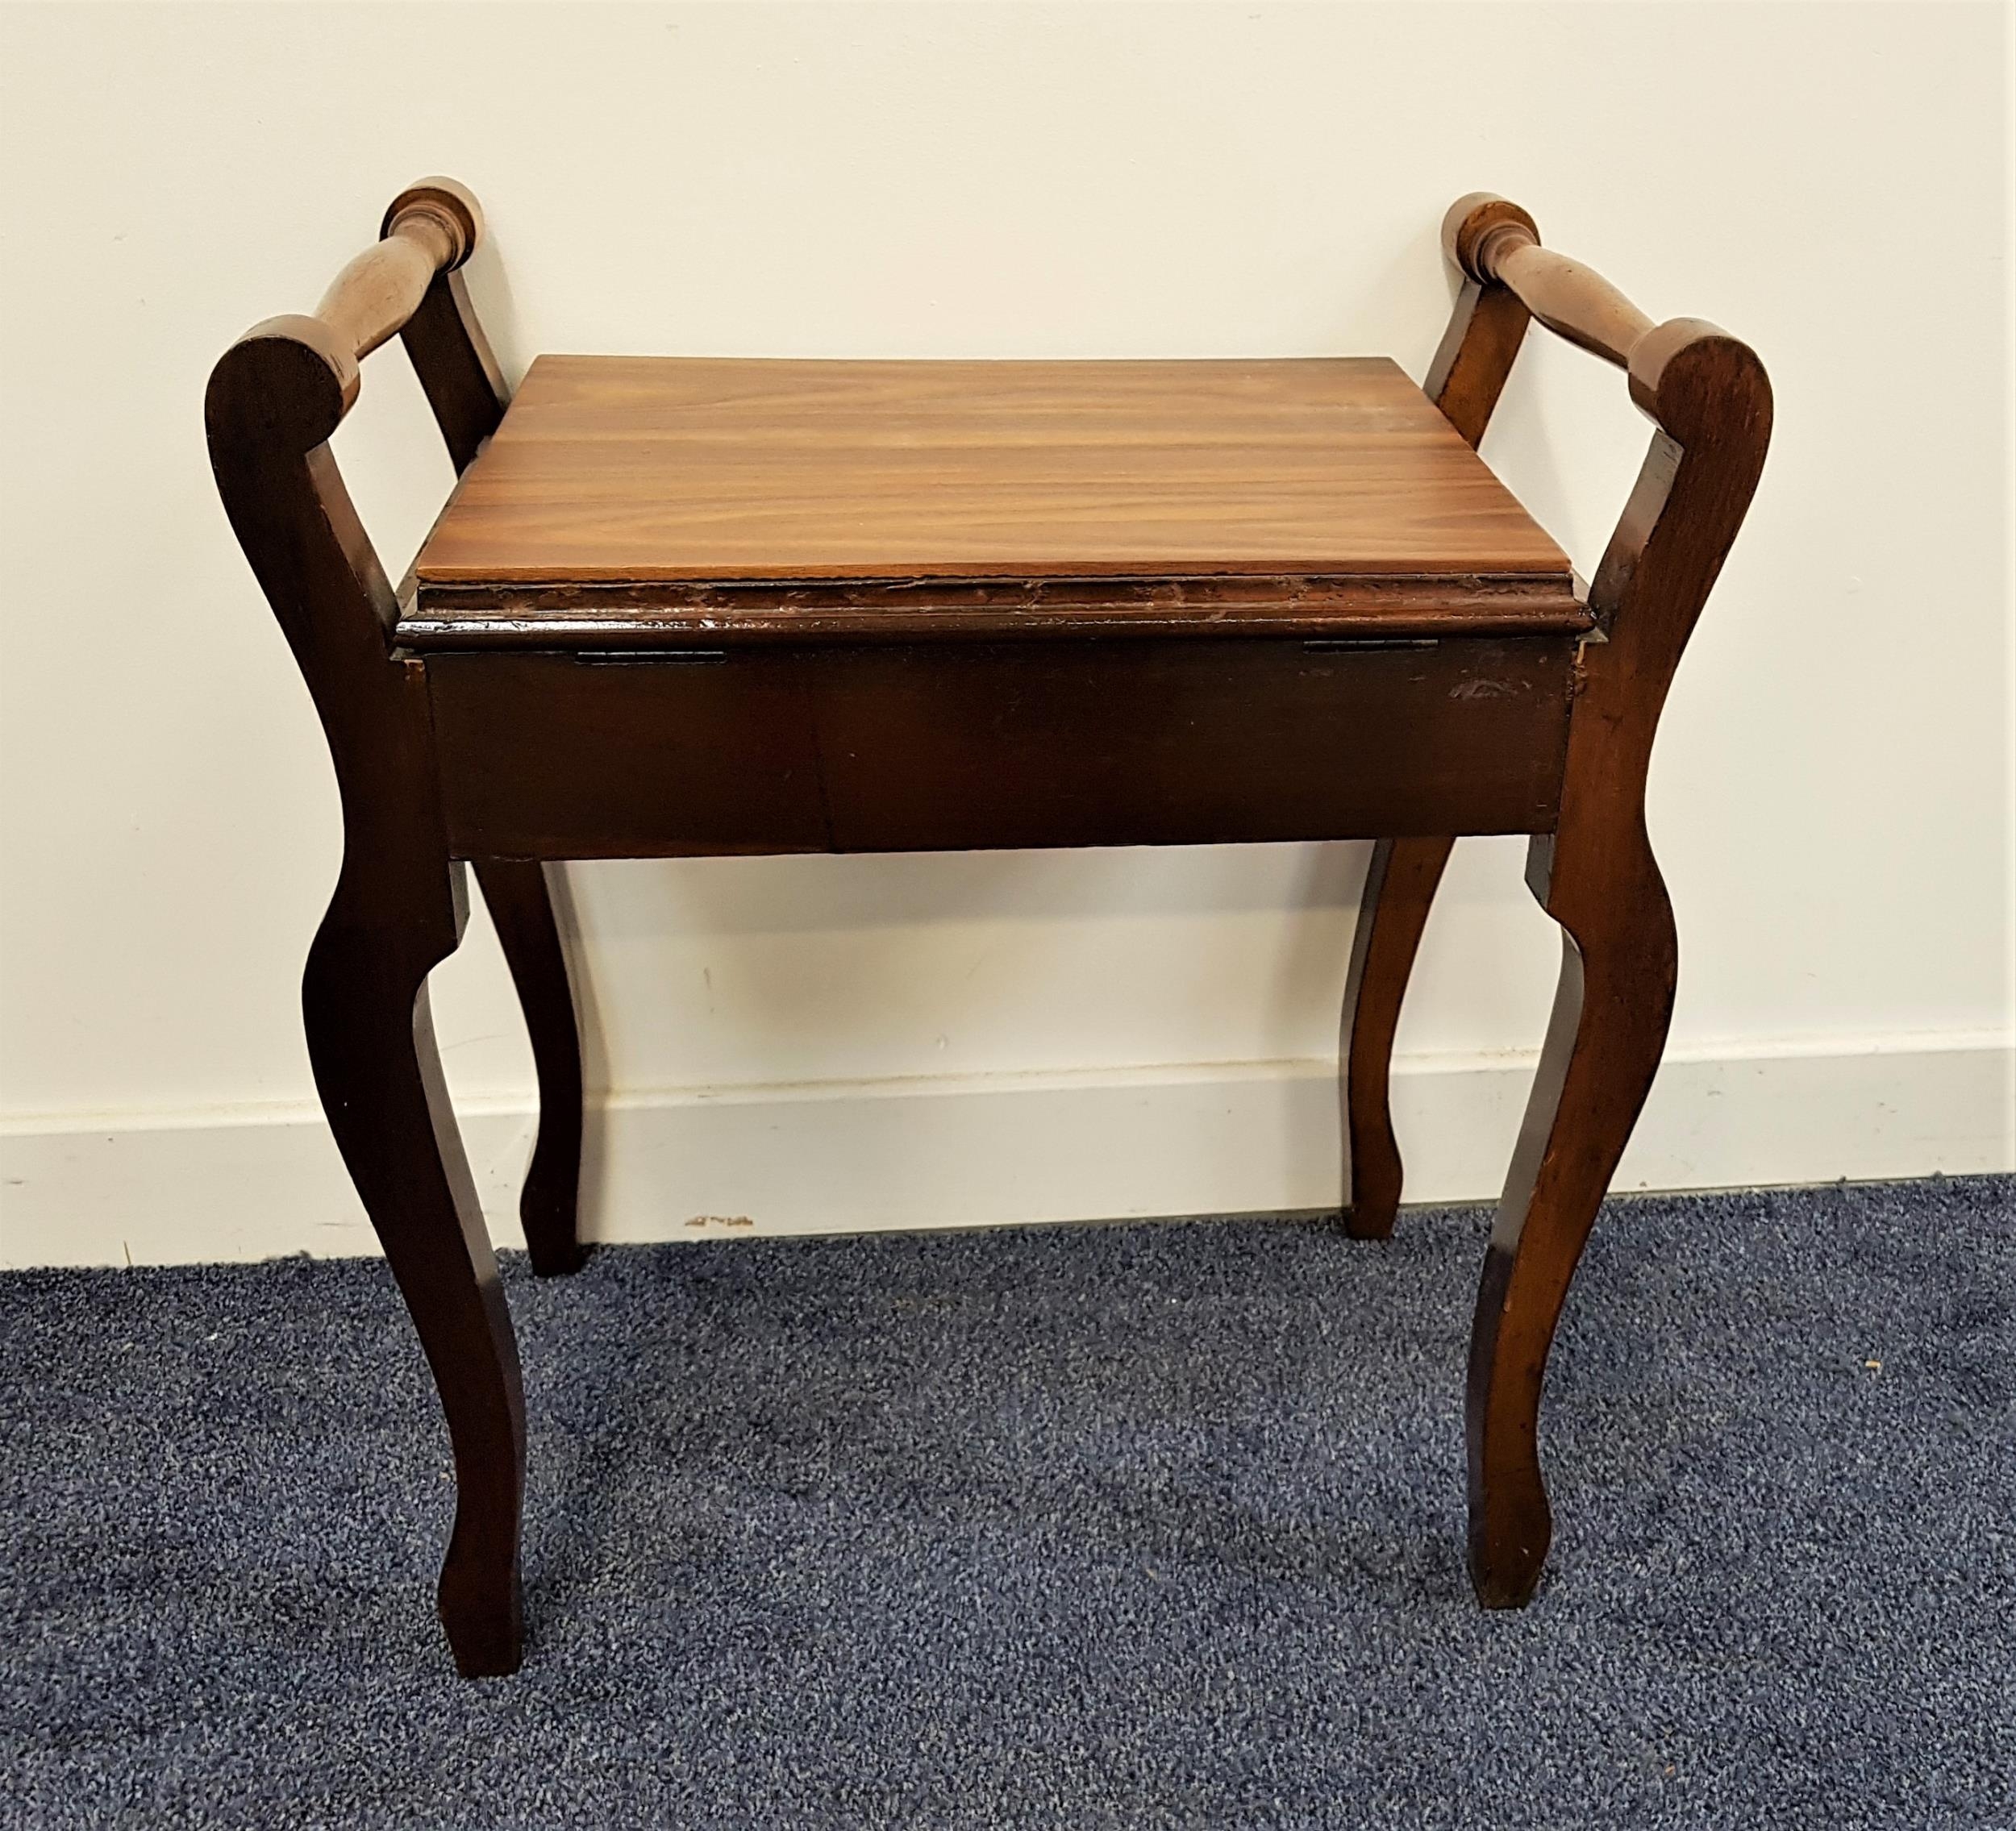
left=2, top=1176, right=2010, bottom=1828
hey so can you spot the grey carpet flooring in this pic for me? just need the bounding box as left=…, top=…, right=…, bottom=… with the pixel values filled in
left=2, top=1176, right=2011, bottom=1829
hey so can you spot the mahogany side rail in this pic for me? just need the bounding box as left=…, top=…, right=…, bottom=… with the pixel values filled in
left=208, top=180, right=553, bottom=1679
left=206, top=183, right=1769, bottom=1675
left=1402, top=194, right=1771, bottom=1598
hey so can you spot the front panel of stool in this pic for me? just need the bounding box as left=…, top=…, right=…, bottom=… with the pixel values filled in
left=425, top=635, right=1575, bottom=859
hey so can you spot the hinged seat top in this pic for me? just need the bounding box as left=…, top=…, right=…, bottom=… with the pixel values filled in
left=402, top=355, right=1585, bottom=649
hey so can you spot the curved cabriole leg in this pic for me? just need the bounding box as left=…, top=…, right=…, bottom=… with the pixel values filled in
left=476, top=861, right=587, bottom=1277
left=304, top=866, right=527, bottom=1677
left=1465, top=829, right=1677, bottom=1607
left=1455, top=313, right=1769, bottom=1607
left=208, top=182, right=544, bottom=1676
left=1339, top=836, right=1455, bottom=1240
left=1415, top=200, right=1772, bottom=1606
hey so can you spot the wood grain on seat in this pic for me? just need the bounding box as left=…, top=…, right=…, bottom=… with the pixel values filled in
left=402, top=356, right=1584, bottom=647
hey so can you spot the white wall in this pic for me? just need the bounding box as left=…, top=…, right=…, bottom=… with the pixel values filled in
left=2, top=2, right=2009, bottom=1266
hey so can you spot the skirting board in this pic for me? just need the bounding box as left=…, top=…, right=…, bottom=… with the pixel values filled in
left=2, top=1039, right=2010, bottom=1269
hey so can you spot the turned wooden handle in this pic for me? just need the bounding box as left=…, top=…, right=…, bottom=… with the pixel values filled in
left=1443, top=193, right=1655, bottom=370
left=311, top=177, right=483, bottom=364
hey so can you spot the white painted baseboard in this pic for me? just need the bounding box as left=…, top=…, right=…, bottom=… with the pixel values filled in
left=2, top=1038, right=2008, bottom=1268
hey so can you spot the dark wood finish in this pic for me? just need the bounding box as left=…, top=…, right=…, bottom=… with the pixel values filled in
left=1422, top=194, right=1537, bottom=448
left=431, top=651, right=829, bottom=859
left=206, top=182, right=530, bottom=1676
left=404, top=572, right=1589, bottom=650
left=393, top=214, right=510, bottom=473
left=428, top=639, right=1574, bottom=860
left=389, top=243, right=589, bottom=1283
left=210, top=182, right=1768, bottom=1673
left=1337, top=194, right=1546, bottom=1242
left=1463, top=293, right=1772, bottom=1608
left=811, top=640, right=1565, bottom=852
left=301, top=895, right=526, bottom=1678
left=1338, top=836, right=1455, bottom=1239
left=475, top=863, right=587, bottom=1276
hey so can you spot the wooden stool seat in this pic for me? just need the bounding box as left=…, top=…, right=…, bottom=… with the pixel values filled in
left=209, top=181, right=1769, bottom=1676
left=400, top=354, right=1589, bottom=651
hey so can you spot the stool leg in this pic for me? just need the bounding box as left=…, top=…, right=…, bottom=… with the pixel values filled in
left=1447, top=283, right=1768, bottom=1609
left=1339, top=837, right=1455, bottom=1239
left=1465, top=830, right=1676, bottom=1607
left=304, top=863, right=527, bottom=1676
left=476, top=860, right=587, bottom=1277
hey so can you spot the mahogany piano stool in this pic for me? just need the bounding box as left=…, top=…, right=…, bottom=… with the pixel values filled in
left=207, top=181, right=1770, bottom=1676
